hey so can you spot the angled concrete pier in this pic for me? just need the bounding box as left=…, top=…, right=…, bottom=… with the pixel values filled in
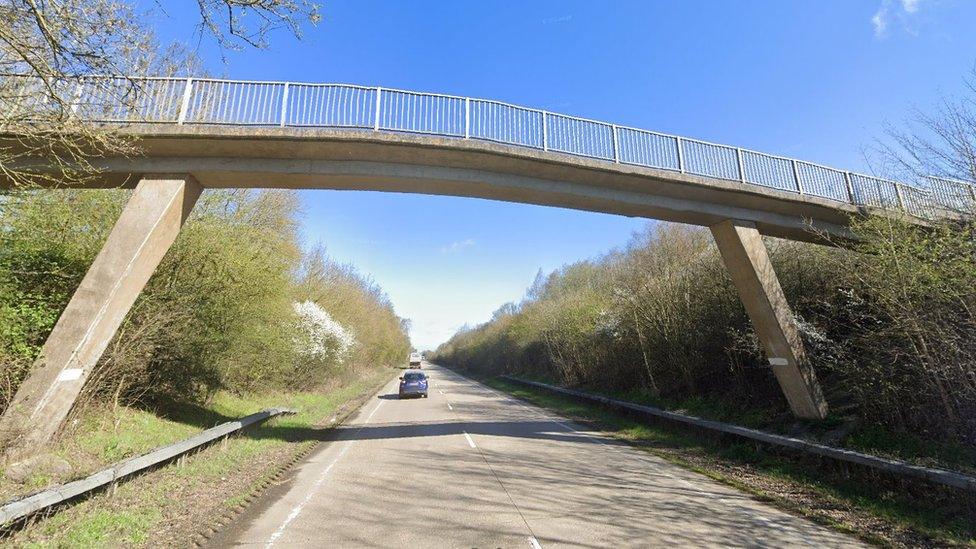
left=0, top=175, right=201, bottom=457
left=710, top=219, right=828, bottom=419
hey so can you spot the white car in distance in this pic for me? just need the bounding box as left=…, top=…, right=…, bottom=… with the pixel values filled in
left=409, top=352, right=422, bottom=367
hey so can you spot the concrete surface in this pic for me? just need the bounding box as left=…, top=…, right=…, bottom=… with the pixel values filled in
left=213, top=364, right=862, bottom=548
left=0, top=125, right=874, bottom=243
left=710, top=220, right=828, bottom=419
left=0, top=176, right=201, bottom=459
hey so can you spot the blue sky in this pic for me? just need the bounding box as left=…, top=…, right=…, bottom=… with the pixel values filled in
left=144, top=0, right=976, bottom=350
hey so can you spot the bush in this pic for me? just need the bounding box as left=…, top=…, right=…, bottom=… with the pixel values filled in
left=433, top=219, right=976, bottom=450
left=0, top=187, right=410, bottom=418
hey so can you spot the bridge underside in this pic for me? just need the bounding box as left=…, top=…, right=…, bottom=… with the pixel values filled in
left=2, top=127, right=850, bottom=457
left=5, top=126, right=865, bottom=243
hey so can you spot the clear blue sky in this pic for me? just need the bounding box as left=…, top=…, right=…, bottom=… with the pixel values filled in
left=144, top=0, right=976, bottom=350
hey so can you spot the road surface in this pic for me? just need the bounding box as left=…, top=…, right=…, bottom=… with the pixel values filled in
left=215, top=364, right=863, bottom=548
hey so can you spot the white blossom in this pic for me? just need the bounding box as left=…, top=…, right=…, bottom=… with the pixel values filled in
left=292, top=300, right=356, bottom=363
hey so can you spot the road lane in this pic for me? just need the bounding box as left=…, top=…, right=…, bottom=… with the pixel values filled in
left=217, top=364, right=864, bottom=548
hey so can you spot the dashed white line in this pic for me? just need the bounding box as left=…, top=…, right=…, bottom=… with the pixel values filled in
left=529, top=536, right=543, bottom=549
left=463, top=431, right=477, bottom=448
left=264, top=399, right=385, bottom=547
left=447, top=403, right=453, bottom=411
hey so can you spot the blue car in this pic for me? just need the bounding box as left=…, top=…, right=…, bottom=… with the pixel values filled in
left=399, top=370, right=429, bottom=398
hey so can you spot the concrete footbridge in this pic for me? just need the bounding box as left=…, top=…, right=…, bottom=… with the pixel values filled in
left=2, top=76, right=974, bottom=455
left=15, top=76, right=973, bottom=242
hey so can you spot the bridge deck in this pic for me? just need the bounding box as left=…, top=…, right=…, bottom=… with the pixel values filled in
left=44, top=124, right=871, bottom=243
left=5, top=76, right=973, bottom=242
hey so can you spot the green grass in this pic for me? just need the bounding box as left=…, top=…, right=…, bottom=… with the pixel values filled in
left=526, top=374, right=976, bottom=475
left=4, top=367, right=393, bottom=547
left=485, top=377, right=976, bottom=547
left=843, top=425, right=976, bottom=474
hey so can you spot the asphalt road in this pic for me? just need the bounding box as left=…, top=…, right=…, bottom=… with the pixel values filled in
left=216, top=363, right=863, bottom=548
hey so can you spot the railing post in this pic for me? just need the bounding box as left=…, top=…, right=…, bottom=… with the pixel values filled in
left=542, top=111, right=549, bottom=151
left=373, top=87, right=382, bottom=131
left=69, top=79, right=84, bottom=116
left=736, top=148, right=746, bottom=182
left=894, top=183, right=906, bottom=211
left=611, top=124, right=620, bottom=163
left=676, top=137, right=685, bottom=173
left=177, top=77, right=193, bottom=125
left=464, top=97, right=470, bottom=138
left=279, top=82, right=289, bottom=127
left=844, top=172, right=856, bottom=204
left=792, top=159, right=803, bottom=194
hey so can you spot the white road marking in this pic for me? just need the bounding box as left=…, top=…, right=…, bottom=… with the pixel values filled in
left=447, top=403, right=453, bottom=411
left=265, top=399, right=385, bottom=547
left=529, top=536, right=543, bottom=549
left=434, top=368, right=783, bottom=528
left=364, top=400, right=384, bottom=423
left=438, top=389, right=445, bottom=394
left=463, top=431, right=477, bottom=448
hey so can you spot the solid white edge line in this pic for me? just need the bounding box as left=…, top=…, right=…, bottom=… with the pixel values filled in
left=264, top=397, right=386, bottom=547
left=364, top=399, right=384, bottom=423
left=529, top=536, right=543, bottom=549
left=463, top=431, right=477, bottom=448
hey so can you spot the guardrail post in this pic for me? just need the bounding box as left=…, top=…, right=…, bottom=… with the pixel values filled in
left=676, top=137, right=685, bottom=173
left=792, top=160, right=803, bottom=194
left=542, top=111, right=549, bottom=151
left=969, top=183, right=976, bottom=203
left=279, top=82, right=289, bottom=127
left=844, top=172, right=856, bottom=204
left=373, top=87, right=382, bottom=131
left=177, top=78, right=193, bottom=125
left=894, top=182, right=906, bottom=210
left=611, top=124, right=620, bottom=163
left=464, top=97, right=470, bottom=138
left=736, top=148, right=746, bottom=182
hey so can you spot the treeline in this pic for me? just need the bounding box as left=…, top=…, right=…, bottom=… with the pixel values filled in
left=433, top=217, right=976, bottom=449
left=0, top=187, right=410, bottom=413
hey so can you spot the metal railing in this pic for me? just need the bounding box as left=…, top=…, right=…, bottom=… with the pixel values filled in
left=22, top=75, right=976, bottom=218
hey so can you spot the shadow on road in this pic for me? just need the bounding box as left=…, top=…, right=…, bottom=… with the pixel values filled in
left=239, top=418, right=637, bottom=448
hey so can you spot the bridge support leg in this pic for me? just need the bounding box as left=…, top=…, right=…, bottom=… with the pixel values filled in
left=0, top=175, right=201, bottom=458
left=709, top=220, right=828, bottom=420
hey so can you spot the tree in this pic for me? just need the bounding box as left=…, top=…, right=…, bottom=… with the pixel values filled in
left=0, top=0, right=320, bottom=187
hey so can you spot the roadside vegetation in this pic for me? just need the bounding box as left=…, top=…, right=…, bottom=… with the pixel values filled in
left=0, top=184, right=410, bottom=546
left=434, top=216, right=976, bottom=468
left=0, top=187, right=409, bottom=475
left=433, top=75, right=976, bottom=471
left=0, top=188, right=409, bottom=413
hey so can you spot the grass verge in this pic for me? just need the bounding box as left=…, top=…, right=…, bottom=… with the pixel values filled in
left=1, top=366, right=394, bottom=547
left=483, top=376, right=976, bottom=548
